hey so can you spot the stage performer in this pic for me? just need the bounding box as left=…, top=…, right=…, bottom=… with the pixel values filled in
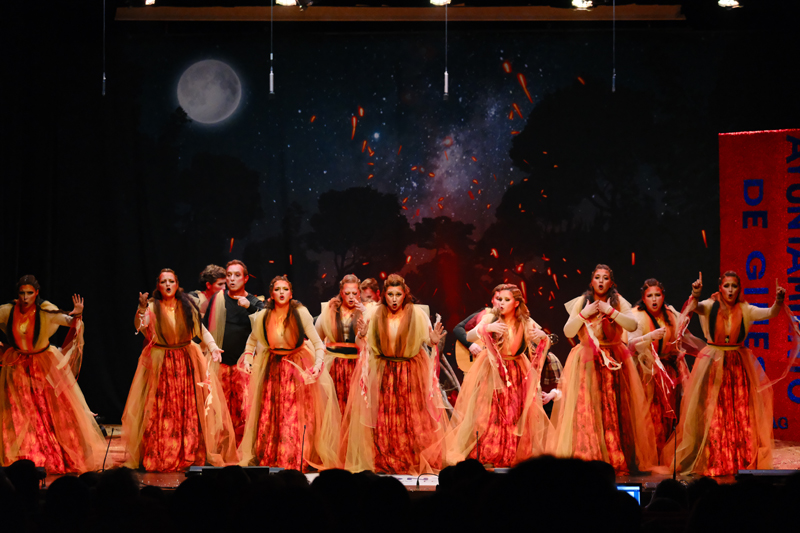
left=239, top=276, right=340, bottom=471
left=0, top=275, right=106, bottom=473
left=203, top=260, right=265, bottom=445
left=188, top=264, right=227, bottom=317
left=454, top=301, right=562, bottom=415
left=447, top=284, right=552, bottom=467
left=627, top=279, right=696, bottom=461
left=668, top=272, right=784, bottom=476
left=360, top=278, right=381, bottom=304
left=549, top=264, right=657, bottom=474
left=122, top=269, right=237, bottom=472
left=315, top=274, right=371, bottom=417
left=343, top=274, right=447, bottom=475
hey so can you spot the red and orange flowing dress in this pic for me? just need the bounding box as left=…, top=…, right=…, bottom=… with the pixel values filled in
left=628, top=306, right=693, bottom=461
left=342, top=303, right=447, bottom=475
left=446, top=314, right=552, bottom=467
left=0, top=301, right=105, bottom=473
left=315, top=299, right=363, bottom=418
left=121, top=300, right=238, bottom=471
left=667, top=294, right=779, bottom=476
left=549, top=296, right=657, bottom=474
left=238, top=304, right=341, bottom=471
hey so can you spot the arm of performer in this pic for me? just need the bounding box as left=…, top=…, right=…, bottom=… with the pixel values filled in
left=628, top=325, right=666, bottom=354
left=428, top=313, right=445, bottom=347
left=687, top=272, right=709, bottom=315
left=749, top=278, right=786, bottom=321
left=53, top=294, right=84, bottom=326
left=525, top=317, right=548, bottom=345
left=299, top=307, right=326, bottom=375
left=596, top=299, right=637, bottom=332
left=200, top=324, right=223, bottom=362
left=241, top=332, right=258, bottom=373
left=134, top=292, right=149, bottom=331
left=314, top=312, right=326, bottom=342
left=564, top=298, right=592, bottom=338
left=466, top=313, right=504, bottom=343
left=455, top=311, right=483, bottom=356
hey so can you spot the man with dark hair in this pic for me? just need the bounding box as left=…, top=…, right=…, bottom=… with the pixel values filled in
left=189, top=264, right=227, bottom=317
left=203, top=260, right=265, bottom=444
left=360, top=278, right=381, bottom=303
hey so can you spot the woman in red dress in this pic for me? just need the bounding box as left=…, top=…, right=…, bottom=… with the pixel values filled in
left=668, top=272, right=784, bottom=476
left=446, top=284, right=552, bottom=467
left=239, top=276, right=340, bottom=471
left=627, top=279, right=694, bottom=461
left=122, top=269, right=237, bottom=471
left=0, top=275, right=105, bottom=473
left=549, top=264, right=657, bottom=474
left=343, top=274, right=447, bottom=474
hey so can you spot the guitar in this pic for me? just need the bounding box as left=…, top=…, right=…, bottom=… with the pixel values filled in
left=455, top=333, right=559, bottom=374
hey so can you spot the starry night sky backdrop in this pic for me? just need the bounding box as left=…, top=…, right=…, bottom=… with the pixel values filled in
left=2, top=7, right=797, bottom=420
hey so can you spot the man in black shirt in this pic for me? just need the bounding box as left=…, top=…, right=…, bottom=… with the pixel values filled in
left=203, top=260, right=265, bottom=445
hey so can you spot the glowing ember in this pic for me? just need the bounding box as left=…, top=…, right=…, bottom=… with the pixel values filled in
left=361, top=140, right=367, bottom=153
left=486, top=204, right=491, bottom=209
left=508, top=110, right=514, bottom=120
left=502, top=61, right=512, bottom=73
left=632, top=252, right=636, bottom=265
left=368, top=147, right=375, bottom=157
left=351, top=116, right=357, bottom=140
left=367, top=174, right=374, bottom=180
left=490, top=248, right=499, bottom=258
left=520, top=280, right=527, bottom=300
left=403, top=197, right=409, bottom=203
left=362, top=262, right=370, bottom=266
left=229, top=238, right=234, bottom=253
left=702, top=229, right=708, bottom=248
left=577, top=76, right=585, bottom=85
left=542, top=255, right=550, bottom=261
left=438, top=203, right=444, bottom=210
left=577, top=269, right=581, bottom=274
left=289, top=254, right=293, bottom=265
left=428, top=172, right=435, bottom=178
left=478, top=189, right=482, bottom=195
left=415, top=208, right=420, bottom=217
left=438, top=197, right=444, bottom=202
left=368, top=162, right=374, bottom=166
left=468, top=191, right=475, bottom=200
left=358, top=106, right=365, bottom=117
left=493, top=174, right=498, bottom=181
left=321, top=273, right=327, bottom=279
left=516, top=264, right=523, bottom=273
left=380, top=272, right=387, bottom=279
left=406, top=255, right=412, bottom=264
left=517, top=73, right=533, bottom=103
left=411, top=166, right=418, bottom=171
left=397, top=145, right=402, bottom=154
left=512, top=102, right=523, bottom=119
left=511, top=131, right=520, bottom=135
left=401, top=206, right=408, bottom=210
left=547, top=268, right=551, bottom=276
left=471, top=156, right=478, bottom=162
left=465, top=282, right=472, bottom=291
left=552, top=274, right=559, bottom=289
left=310, top=115, right=316, bottom=123
left=445, top=150, right=449, bottom=160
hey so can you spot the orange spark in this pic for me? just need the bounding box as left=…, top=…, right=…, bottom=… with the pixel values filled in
left=520, top=280, right=527, bottom=300
left=362, top=262, right=370, bottom=266
left=547, top=268, right=552, bottom=276
left=415, top=208, right=420, bottom=217
left=397, top=145, right=402, bottom=154
left=517, top=73, right=533, bottom=103
left=310, top=115, right=316, bottom=123
left=702, top=230, right=708, bottom=248
left=432, top=288, right=438, bottom=296
left=351, top=116, right=357, bottom=140
left=563, top=258, right=567, bottom=262
left=438, top=203, right=444, bottom=210
left=368, top=162, right=374, bottom=166
left=289, top=255, right=293, bottom=265
left=321, top=273, right=327, bottom=279
left=406, top=255, right=412, bottom=264
left=471, top=156, right=478, bottom=162
left=428, top=172, right=435, bottom=178
left=368, top=147, right=375, bottom=157
left=502, top=61, right=512, bottom=73
left=490, top=248, right=499, bottom=258
left=411, top=166, right=418, bottom=171
left=380, top=272, right=387, bottom=279
left=401, top=206, right=408, bottom=210
left=542, top=255, right=550, bottom=261
left=577, top=76, right=585, bottom=85
left=269, top=260, right=274, bottom=264
left=508, top=110, right=514, bottom=120
left=367, top=174, right=374, bottom=180
left=486, top=204, right=491, bottom=209
left=468, top=191, right=475, bottom=200
left=510, top=180, right=514, bottom=185
left=553, top=274, right=559, bottom=289
left=438, top=197, right=444, bottom=202
left=403, top=197, right=409, bottom=203
left=445, top=150, right=448, bottom=160
left=358, top=106, right=365, bottom=117
left=632, top=252, right=636, bottom=266
left=361, top=140, right=367, bottom=153
left=229, top=238, right=234, bottom=253
left=509, top=248, right=513, bottom=254
left=466, top=282, right=472, bottom=291
left=516, top=264, right=523, bottom=273
left=478, top=189, right=482, bottom=194
left=511, top=131, right=520, bottom=135
left=471, top=179, right=478, bottom=185
left=577, top=269, right=581, bottom=274
left=493, top=174, right=498, bottom=181
left=512, top=102, right=524, bottom=119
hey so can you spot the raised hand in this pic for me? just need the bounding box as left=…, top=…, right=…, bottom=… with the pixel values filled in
left=650, top=327, right=666, bottom=341
left=469, top=343, right=484, bottom=356
left=429, top=321, right=445, bottom=345
left=237, top=296, right=251, bottom=309
left=527, top=326, right=548, bottom=342
left=582, top=300, right=599, bottom=318
left=692, top=272, right=703, bottom=297
left=211, top=348, right=223, bottom=363
left=597, top=300, right=613, bottom=316
left=70, top=294, right=84, bottom=315
left=138, top=292, right=150, bottom=309
left=486, top=321, right=508, bottom=335
left=776, top=278, right=786, bottom=303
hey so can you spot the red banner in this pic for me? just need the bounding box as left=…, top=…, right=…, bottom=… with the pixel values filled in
left=719, top=129, right=800, bottom=441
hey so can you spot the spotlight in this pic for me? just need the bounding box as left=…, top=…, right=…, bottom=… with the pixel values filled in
left=718, top=0, right=741, bottom=8
left=572, top=0, right=593, bottom=10
left=277, top=0, right=313, bottom=8
left=430, top=0, right=452, bottom=5
left=145, top=0, right=155, bottom=5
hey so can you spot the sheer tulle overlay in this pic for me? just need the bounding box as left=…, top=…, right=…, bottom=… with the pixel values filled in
left=0, top=347, right=106, bottom=473
left=215, top=362, right=249, bottom=446
left=329, top=357, right=357, bottom=419
left=121, top=304, right=238, bottom=471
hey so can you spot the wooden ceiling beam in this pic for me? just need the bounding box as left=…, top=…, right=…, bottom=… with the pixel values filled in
left=116, top=5, right=685, bottom=23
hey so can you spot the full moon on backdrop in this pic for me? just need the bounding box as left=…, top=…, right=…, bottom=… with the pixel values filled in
left=177, top=60, right=242, bottom=124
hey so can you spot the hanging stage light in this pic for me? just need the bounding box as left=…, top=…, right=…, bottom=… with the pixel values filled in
left=145, top=0, right=155, bottom=5
left=572, top=0, right=593, bottom=10
left=430, top=0, right=451, bottom=6
left=718, top=0, right=741, bottom=8
left=431, top=0, right=450, bottom=100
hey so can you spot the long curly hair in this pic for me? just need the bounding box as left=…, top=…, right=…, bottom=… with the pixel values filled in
left=635, top=278, right=671, bottom=326
left=582, top=264, right=621, bottom=310
left=382, top=274, right=416, bottom=308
